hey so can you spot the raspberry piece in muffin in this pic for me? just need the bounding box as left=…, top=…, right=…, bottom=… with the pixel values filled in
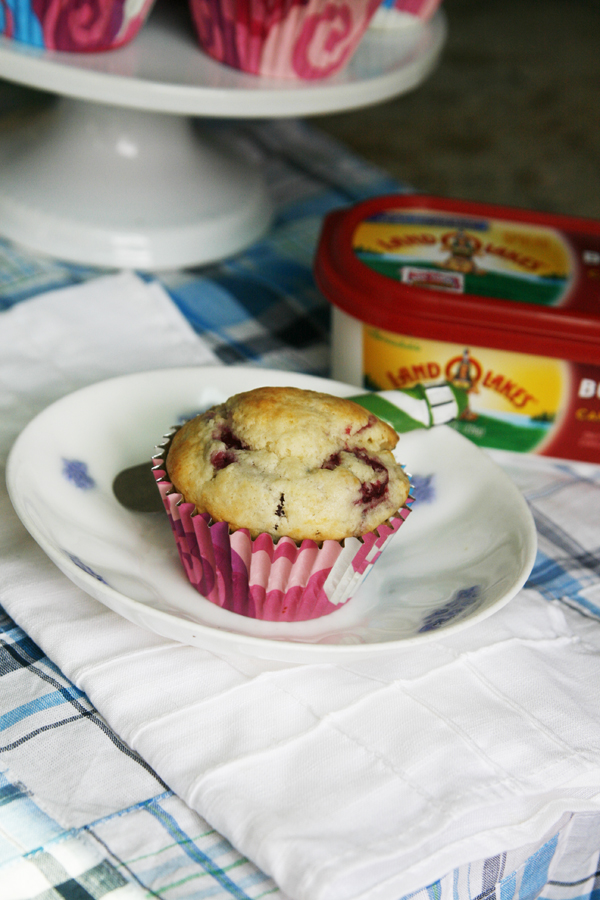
left=166, top=386, right=410, bottom=542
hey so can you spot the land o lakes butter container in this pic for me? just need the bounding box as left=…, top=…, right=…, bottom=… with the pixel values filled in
left=314, top=194, right=600, bottom=463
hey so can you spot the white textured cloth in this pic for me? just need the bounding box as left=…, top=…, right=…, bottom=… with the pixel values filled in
left=0, top=270, right=217, bottom=452
left=2, top=274, right=600, bottom=900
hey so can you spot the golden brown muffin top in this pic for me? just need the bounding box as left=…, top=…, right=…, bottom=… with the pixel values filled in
left=166, top=386, right=409, bottom=541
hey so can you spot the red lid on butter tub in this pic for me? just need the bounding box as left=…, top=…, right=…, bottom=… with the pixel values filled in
left=314, top=194, right=600, bottom=364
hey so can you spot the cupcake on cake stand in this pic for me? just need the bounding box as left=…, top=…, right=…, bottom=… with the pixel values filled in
left=0, top=1, right=446, bottom=270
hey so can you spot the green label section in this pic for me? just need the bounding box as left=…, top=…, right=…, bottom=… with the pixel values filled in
left=357, top=253, right=567, bottom=306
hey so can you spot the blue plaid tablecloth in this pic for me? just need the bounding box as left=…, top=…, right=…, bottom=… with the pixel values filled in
left=0, top=99, right=599, bottom=900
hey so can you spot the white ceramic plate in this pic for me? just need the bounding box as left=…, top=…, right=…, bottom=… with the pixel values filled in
left=6, top=367, right=537, bottom=663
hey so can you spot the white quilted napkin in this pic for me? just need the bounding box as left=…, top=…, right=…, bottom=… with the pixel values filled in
left=2, top=273, right=600, bottom=900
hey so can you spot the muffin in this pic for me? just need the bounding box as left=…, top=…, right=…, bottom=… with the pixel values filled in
left=188, top=0, right=382, bottom=79
left=2, top=0, right=156, bottom=52
left=153, top=386, right=412, bottom=621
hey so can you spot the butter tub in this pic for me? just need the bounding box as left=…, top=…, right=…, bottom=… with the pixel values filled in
left=315, top=194, right=600, bottom=464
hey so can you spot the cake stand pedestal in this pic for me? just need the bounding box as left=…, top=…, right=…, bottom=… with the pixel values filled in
left=0, top=2, right=446, bottom=270
left=0, top=98, right=271, bottom=270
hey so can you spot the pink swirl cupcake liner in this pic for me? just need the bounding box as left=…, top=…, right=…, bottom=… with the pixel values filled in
left=1, top=0, right=157, bottom=52
left=152, top=443, right=412, bottom=622
left=188, top=0, right=382, bottom=79
left=370, top=0, right=441, bottom=28
left=387, top=0, right=440, bottom=17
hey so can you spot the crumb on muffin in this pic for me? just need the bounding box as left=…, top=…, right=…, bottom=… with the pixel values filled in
left=166, top=386, right=410, bottom=542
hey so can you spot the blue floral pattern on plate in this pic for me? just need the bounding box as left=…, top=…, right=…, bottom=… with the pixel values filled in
left=410, top=473, right=435, bottom=505
left=64, top=552, right=108, bottom=585
left=62, top=458, right=95, bottom=490
left=419, top=586, right=481, bottom=633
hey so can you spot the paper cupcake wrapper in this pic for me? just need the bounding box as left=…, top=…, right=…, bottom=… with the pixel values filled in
left=370, top=0, right=441, bottom=28
left=188, top=0, right=381, bottom=79
left=377, top=0, right=440, bottom=16
left=1, top=0, right=156, bottom=52
left=152, top=440, right=412, bottom=622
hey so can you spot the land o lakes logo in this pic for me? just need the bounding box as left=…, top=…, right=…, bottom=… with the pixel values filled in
left=386, top=348, right=537, bottom=419
left=446, top=349, right=537, bottom=414
left=441, top=230, right=483, bottom=274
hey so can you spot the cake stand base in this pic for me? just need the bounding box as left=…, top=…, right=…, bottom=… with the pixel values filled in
left=0, top=98, right=273, bottom=270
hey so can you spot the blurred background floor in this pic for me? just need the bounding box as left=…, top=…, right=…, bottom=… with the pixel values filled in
left=315, top=0, right=600, bottom=218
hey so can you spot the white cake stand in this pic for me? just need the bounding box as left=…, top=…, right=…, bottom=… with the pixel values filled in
left=0, top=2, right=446, bottom=270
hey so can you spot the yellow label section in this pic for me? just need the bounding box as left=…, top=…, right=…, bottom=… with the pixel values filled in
left=353, top=210, right=573, bottom=305
left=364, top=327, right=571, bottom=453
left=354, top=213, right=569, bottom=277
